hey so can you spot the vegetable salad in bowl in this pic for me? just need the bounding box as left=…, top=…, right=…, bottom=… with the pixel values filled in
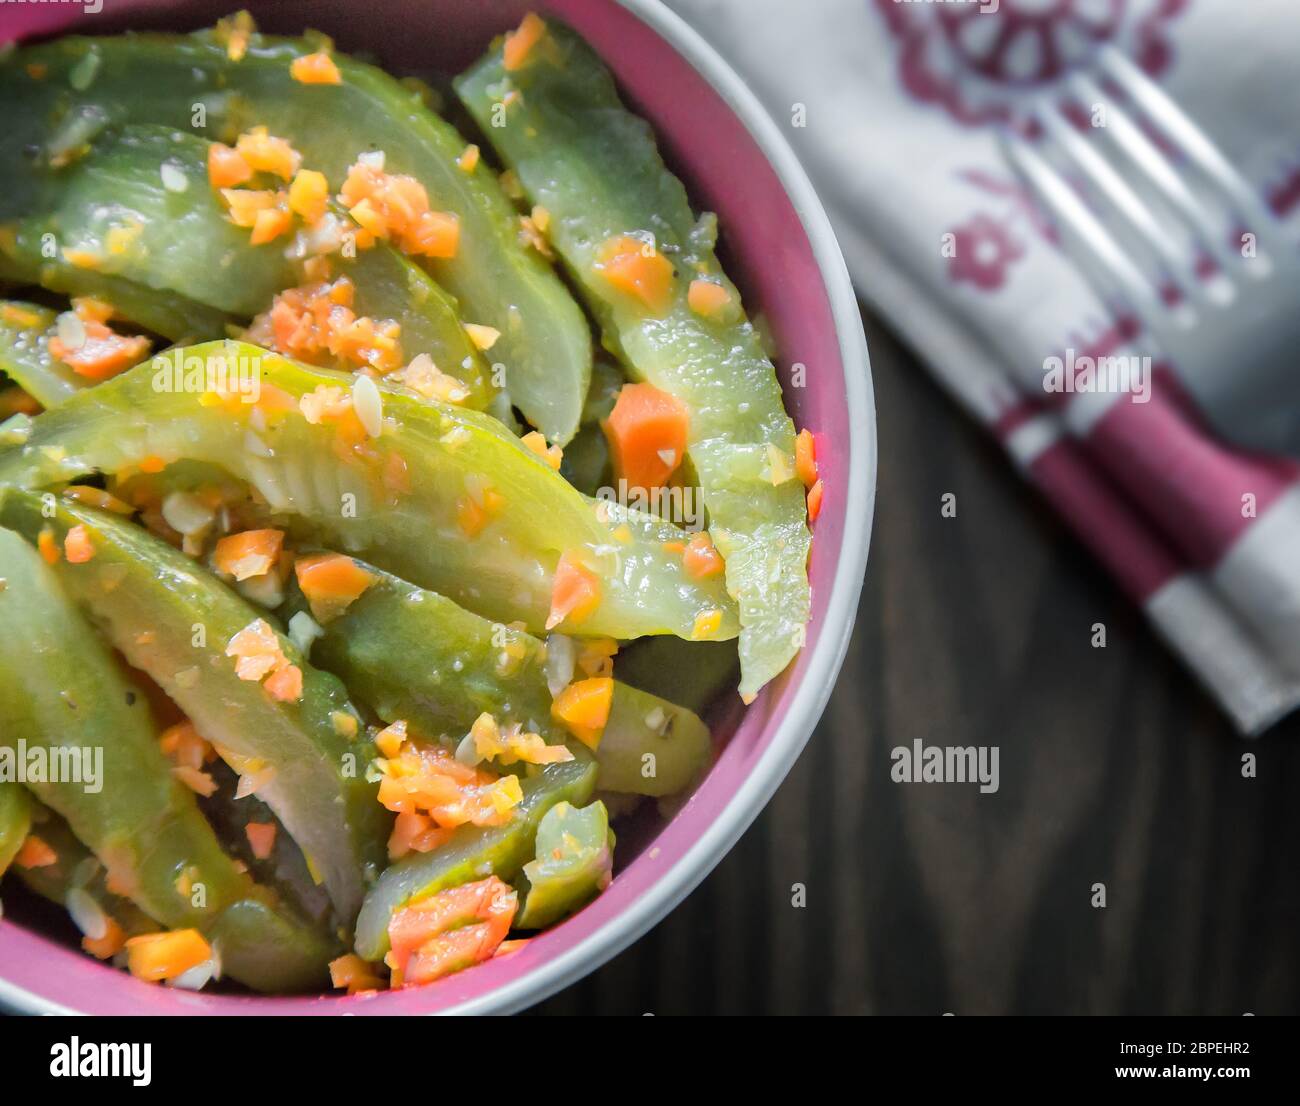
left=0, top=10, right=821, bottom=998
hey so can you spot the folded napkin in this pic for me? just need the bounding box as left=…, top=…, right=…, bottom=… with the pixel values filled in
left=668, top=0, right=1300, bottom=734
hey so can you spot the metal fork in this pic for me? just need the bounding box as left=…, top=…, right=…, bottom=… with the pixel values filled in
left=998, top=45, right=1300, bottom=456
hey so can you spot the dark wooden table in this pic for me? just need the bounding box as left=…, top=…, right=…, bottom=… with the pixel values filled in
left=533, top=307, right=1300, bottom=1016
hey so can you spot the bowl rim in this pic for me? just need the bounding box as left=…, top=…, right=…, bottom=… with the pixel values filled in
left=0, top=0, right=876, bottom=1016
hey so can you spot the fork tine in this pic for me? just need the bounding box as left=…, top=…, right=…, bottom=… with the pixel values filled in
left=1035, top=105, right=1208, bottom=299
left=996, top=127, right=1168, bottom=326
left=1097, top=46, right=1279, bottom=239
left=1067, top=70, right=1241, bottom=275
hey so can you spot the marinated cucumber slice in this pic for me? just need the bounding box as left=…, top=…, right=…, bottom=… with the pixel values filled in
left=0, top=521, right=337, bottom=990
left=0, top=491, right=390, bottom=927
left=0, top=29, right=589, bottom=441
left=354, top=758, right=595, bottom=961
left=0, top=341, right=738, bottom=642
left=457, top=19, right=812, bottom=697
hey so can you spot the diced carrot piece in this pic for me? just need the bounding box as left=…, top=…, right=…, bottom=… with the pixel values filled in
left=596, top=235, right=675, bottom=314
left=374, top=719, right=407, bottom=759
left=208, top=142, right=252, bottom=189
left=288, top=168, right=329, bottom=223
left=15, top=834, right=57, bottom=869
left=795, top=429, right=818, bottom=488
left=71, top=296, right=114, bottom=324
left=520, top=430, right=562, bottom=470
left=125, top=929, right=211, bottom=982
left=62, top=524, right=95, bottom=564
left=406, top=210, right=460, bottom=259
left=245, top=821, right=277, bottom=859
left=221, top=187, right=279, bottom=227
left=546, top=552, right=601, bottom=630
left=463, top=322, right=500, bottom=351
left=213, top=528, right=284, bottom=581
left=550, top=676, right=614, bottom=749
left=687, top=278, right=732, bottom=318
left=172, top=765, right=218, bottom=797
left=503, top=12, right=548, bottom=71
left=329, top=953, right=386, bottom=994
left=48, top=320, right=150, bottom=381
left=295, top=552, right=376, bottom=622
left=290, top=52, right=342, bottom=85
left=602, top=382, right=690, bottom=493
left=138, top=455, right=167, bottom=474
left=387, top=810, right=454, bottom=860
left=37, top=528, right=60, bottom=565
left=250, top=204, right=293, bottom=245
left=264, top=664, right=303, bottom=702
left=388, top=876, right=516, bottom=984
left=683, top=531, right=724, bottom=579
left=62, top=486, right=135, bottom=515
left=82, top=917, right=127, bottom=960
left=225, top=617, right=290, bottom=681
left=235, top=127, right=302, bottom=180
left=807, top=478, right=824, bottom=523
left=457, top=144, right=480, bottom=172
left=159, top=720, right=214, bottom=770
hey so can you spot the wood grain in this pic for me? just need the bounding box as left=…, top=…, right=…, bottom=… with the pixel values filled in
left=531, top=307, right=1300, bottom=1016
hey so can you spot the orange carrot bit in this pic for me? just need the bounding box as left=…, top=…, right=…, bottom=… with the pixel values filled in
left=62, top=523, right=95, bottom=564
left=264, top=664, right=303, bottom=703
left=546, top=551, right=601, bottom=630
left=456, top=486, right=505, bottom=539
left=550, top=676, right=614, bottom=749
left=213, top=528, right=284, bottom=581
left=339, top=158, right=460, bottom=259
left=503, top=11, right=548, bottom=71
left=225, top=617, right=290, bottom=682
left=520, top=430, right=562, bottom=470
left=288, top=168, right=330, bottom=223
left=687, top=278, right=732, bottom=319
left=595, top=235, right=675, bottom=314
left=329, top=953, right=387, bottom=995
left=234, top=126, right=302, bottom=180
left=387, top=810, right=454, bottom=860
left=37, top=528, right=60, bottom=565
left=456, top=144, right=480, bottom=172
left=172, top=765, right=218, bottom=797
left=377, top=741, right=522, bottom=829
left=221, top=186, right=279, bottom=226
left=250, top=203, right=294, bottom=246
left=290, top=51, right=342, bottom=85
left=48, top=320, right=151, bottom=381
left=682, top=531, right=725, bottom=580
left=70, top=296, right=114, bottom=324
left=159, top=720, right=215, bottom=771
left=295, top=552, right=376, bottom=623
left=245, top=821, right=278, bottom=859
left=138, top=455, right=167, bottom=475
left=795, top=429, right=818, bottom=488
left=807, top=478, right=824, bottom=523
left=207, top=142, right=253, bottom=189
left=82, top=917, right=127, bottom=961
left=387, top=876, right=517, bottom=986
left=62, top=486, right=135, bottom=516
left=125, top=929, right=211, bottom=982
left=374, top=719, right=408, bottom=759
left=602, top=382, right=690, bottom=493
left=15, top=834, right=57, bottom=869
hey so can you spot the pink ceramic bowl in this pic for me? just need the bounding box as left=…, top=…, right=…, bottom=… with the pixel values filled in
left=0, top=0, right=875, bottom=1015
